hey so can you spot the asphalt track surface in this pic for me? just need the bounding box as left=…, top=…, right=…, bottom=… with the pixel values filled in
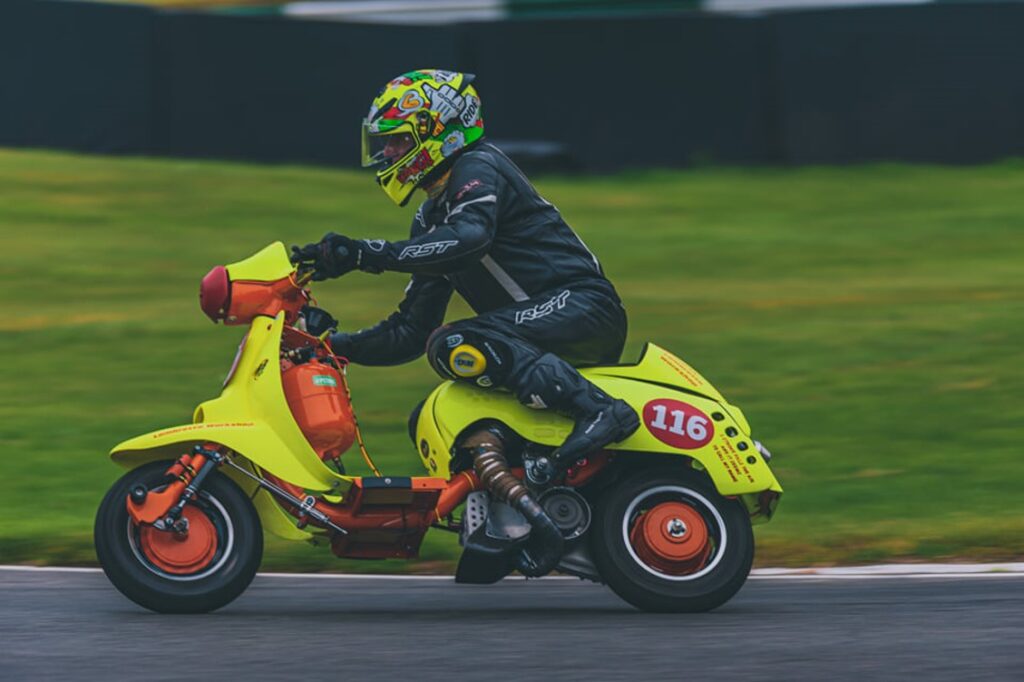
left=3, top=568, right=1022, bottom=681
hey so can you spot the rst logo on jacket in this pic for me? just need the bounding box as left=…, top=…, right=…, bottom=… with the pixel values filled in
left=398, top=240, right=459, bottom=260
left=515, top=290, right=571, bottom=324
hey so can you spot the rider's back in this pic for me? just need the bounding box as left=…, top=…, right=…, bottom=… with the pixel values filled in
left=412, top=142, right=615, bottom=314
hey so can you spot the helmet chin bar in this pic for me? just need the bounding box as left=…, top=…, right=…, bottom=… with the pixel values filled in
left=370, top=127, right=425, bottom=207
left=375, top=168, right=418, bottom=207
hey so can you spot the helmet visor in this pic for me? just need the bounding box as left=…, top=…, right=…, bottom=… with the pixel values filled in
left=361, top=124, right=416, bottom=171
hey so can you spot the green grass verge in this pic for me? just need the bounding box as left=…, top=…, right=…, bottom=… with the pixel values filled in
left=1, top=148, right=1021, bottom=571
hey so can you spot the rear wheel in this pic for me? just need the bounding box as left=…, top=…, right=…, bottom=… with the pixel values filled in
left=94, top=461, right=262, bottom=613
left=590, top=466, right=753, bottom=612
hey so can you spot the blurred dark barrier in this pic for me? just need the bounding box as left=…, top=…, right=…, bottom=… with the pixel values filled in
left=0, top=0, right=154, bottom=154
left=2, top=1, right=1024, bottom=169
left=769, top=4, right=1024, bottom=164
left=153, top=14, right=459, bottom=164
left=464, top=14, right=773, bottom=171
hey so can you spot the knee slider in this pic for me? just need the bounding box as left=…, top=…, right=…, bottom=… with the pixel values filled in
left=449, top=343, right=487, bottom=378
left=427, top=326, right=510, bottom=387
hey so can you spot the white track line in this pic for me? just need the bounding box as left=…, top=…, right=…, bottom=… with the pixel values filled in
left=0, top=566, right=103, bottom=574
left=754, top=563, right=1024, bottom=580
left=752, top=563, right=1024, bottom=578
left=2, top=564, right=1023, bottom=580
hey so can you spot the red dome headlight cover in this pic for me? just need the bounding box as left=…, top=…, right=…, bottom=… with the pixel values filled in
left=199, top=265, right=231, bottom=323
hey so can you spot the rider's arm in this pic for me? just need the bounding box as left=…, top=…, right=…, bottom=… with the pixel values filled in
left=357, top=152, right=504, bottom=276
left=329, top=274, right=453, bottom=366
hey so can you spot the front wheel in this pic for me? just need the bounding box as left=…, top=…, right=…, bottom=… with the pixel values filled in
left=94, top=460, right=263, bottom=613
left=591, top=466, right=754, bottom=612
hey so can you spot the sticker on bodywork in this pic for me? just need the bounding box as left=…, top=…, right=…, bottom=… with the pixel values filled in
left=643, top=399, right=714, bottom=449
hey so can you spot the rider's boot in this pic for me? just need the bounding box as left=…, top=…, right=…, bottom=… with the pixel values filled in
left=513, top=353, right=641, bottom=478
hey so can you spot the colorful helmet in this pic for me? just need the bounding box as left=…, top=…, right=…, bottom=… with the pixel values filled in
left=362, top=70, right=484, bottom=206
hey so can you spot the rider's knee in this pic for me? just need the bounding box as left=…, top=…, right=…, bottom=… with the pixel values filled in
left=425, top=323, right=511, bottom=388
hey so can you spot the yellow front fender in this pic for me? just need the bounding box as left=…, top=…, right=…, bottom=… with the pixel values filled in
left=109, top=425, right=318, bottom=541
left=110, top=421, right=348, bottom=494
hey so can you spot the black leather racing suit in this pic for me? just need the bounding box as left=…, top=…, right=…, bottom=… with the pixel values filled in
left=330, top=142, right=629, bottom=395
left=330, top=141, right=640, bottom=577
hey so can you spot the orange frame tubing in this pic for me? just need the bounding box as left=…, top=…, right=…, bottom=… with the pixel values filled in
left=261, top=459, right=608, bottom=534
left=435, top=470, right=482, bottom=519
left=260, top=470, right=488, bottom=532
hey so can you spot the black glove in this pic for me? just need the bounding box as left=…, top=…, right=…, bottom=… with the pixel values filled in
left=291, top=233, right=388, bottom=280
left=291, top=232, right=359, bottom=281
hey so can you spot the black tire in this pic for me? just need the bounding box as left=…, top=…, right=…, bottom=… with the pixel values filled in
left=94, top=460, right=263, bottom=614
left=590, top=466, right=754, bottom=613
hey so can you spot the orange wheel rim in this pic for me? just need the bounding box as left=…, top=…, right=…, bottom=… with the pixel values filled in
left=629, top=501, right=712, bottom=576
left=139, top=505, right=218, bottom=575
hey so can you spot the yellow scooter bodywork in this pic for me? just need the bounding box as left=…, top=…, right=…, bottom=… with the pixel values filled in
left=416, top=343, right=782, bottom=522
left=110, top=242, right=781, bottom=541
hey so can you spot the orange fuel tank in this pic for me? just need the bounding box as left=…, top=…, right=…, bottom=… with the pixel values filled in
left=281, top=360, right=356, bottom=461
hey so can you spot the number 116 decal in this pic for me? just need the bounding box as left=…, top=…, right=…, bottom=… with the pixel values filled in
left=642, top=398, right=715, bottom=449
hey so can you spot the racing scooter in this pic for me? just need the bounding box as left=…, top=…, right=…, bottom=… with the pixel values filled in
left=94, top=242, right=783, bottom=613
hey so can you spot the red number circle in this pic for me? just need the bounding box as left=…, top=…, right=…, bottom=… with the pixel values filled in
left=642, top=399, right=715, bottom=450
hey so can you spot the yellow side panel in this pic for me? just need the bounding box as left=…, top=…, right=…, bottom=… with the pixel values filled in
left=414, top=389, right=452, bottom=479
left=588, top=343, right=752, bottom=436
left=420, top=377, right=782, bottom=497
left=225, top=241, right=295, bottom=282
left=586, top=343, right=726, bottom=403
left=722, top=402, right=752, bottom=436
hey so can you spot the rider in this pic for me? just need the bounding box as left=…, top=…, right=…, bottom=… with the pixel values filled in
left=294, top=70, right=640, bottom=570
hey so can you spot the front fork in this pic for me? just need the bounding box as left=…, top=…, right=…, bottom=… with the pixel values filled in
left=127, top=444, right=224, bottom=533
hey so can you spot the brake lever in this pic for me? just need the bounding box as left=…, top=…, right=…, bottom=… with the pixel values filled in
left=293, top=266, right=316, bottom=285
